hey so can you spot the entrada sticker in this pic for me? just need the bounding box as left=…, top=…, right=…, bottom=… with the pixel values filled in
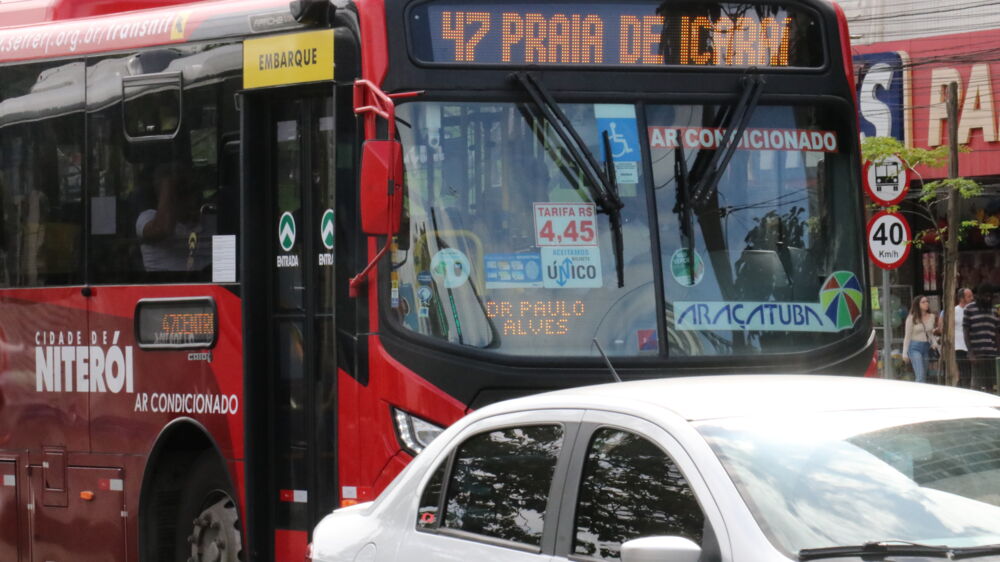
left=674, top=271, right=863, bottom=332
left=431, top=248, right=471, bottom=288
left=277, top=211, right=299, bottom=268
left=320, top=209, right=335, bottom=249
left=318, top=209, right=335, bottom=266
left=279, top=212, right=296, bottom=251
left=670, top=248, right=704, bottom=287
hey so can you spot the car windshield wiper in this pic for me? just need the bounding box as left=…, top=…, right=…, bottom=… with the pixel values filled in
left=511, top=71, right=625, bottom=287
left=800, top=540, right=1000, bottom=561
left=799, top=541, right=951, bottom=560
left=952, top=543, right=1000, bottom=559
left=689, top=73, right=765, bottom=209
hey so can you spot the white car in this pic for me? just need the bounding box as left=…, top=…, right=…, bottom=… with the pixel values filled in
left=310, top=376, right=1000, bottom=561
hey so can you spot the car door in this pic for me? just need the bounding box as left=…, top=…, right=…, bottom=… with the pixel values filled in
left=393, top=409, right=584, bottom=562
left=551, top=409, right=733, bottom=562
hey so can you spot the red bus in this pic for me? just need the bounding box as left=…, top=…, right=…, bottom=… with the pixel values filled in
left=0, top=0, right=872, bottom=560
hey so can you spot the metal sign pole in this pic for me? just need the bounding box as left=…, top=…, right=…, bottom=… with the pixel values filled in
left=864, top=158, right=911, bottom=381
left=882, top=270, right=894, bottom=379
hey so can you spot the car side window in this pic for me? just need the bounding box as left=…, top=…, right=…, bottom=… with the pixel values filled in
left=420, top=424, right=564, bottom=547
left=573, top=427, right=704, bottom=560
left=416, top=460, right=446, bottom=529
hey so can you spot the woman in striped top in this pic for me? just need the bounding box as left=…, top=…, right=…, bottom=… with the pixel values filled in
left=903, top=295, right=938, bottom=383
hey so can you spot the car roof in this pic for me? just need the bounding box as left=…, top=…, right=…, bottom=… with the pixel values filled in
left=485, top=375, right=1000, bottom=422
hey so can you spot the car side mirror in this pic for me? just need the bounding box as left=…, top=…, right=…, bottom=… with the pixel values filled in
left=621, top=536, right=702, bottom=562
left=360, top=139, right=403, bottom=235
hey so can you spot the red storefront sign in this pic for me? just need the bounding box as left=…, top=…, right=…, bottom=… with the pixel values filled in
left=855, top=29, right=1000, bottom=180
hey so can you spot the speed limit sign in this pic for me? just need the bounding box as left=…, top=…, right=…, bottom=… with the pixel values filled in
left=867, top=211, right=911, bottom=269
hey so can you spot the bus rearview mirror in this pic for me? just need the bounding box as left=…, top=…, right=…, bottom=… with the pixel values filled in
left=360, top=140, right=403, bottom=236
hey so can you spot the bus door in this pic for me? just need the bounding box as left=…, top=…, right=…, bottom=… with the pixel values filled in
left=243, top=90, right=338, bottom=561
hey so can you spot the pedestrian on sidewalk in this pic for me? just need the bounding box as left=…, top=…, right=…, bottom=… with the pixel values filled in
left=937, top=287, right=974, bottom=387
left=963, top=284, right=1000, bottom=392
left=903, top=295, right=938, bottom=383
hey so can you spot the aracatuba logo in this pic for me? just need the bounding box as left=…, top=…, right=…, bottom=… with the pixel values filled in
left=675, top=271, right=864, bottom=332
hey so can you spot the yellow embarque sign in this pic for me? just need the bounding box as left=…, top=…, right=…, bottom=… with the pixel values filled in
left=244, top=30, right=334, bottom=89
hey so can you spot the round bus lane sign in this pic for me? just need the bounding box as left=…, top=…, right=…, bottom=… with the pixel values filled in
left=863, top=154, right=911, bottom=206
left=866, top=211, right=911, bottom=270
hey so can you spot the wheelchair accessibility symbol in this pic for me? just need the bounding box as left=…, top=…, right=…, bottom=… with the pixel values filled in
left=597, top=108, right=641, bottom=185
left=596, top=115, right=640, bottom=164
left=607, top=122, right=634, bottom=159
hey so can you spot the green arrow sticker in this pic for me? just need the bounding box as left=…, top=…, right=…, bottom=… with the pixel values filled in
left=321, top=209, right=335, bottom=250
left=279, top=211, right=296, bottom=252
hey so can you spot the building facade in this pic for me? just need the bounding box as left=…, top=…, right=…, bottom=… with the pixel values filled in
left=848, top=0, right=1000, bottom=380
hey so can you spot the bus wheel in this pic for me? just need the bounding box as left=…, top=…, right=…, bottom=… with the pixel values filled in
left=177, top=452, right=243, bottom=562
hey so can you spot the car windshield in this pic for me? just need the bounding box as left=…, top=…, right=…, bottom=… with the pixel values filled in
left=696, top=408, right=1000, bottom=556
left=391, top=99, right=864, bottom=358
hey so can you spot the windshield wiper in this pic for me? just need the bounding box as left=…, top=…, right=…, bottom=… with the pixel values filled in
left=953, top=543, right=1000, bottom=559
left=669, top=74, right=764, bottom=295
left=511, top=71, right=625, bottom=287
left=799, top=541, right=951, bottom=560
left=601, top=130, right=624, bottom=289
left=673, top=145, right=697, bottom=283
left=800, top=540, right=1000, bottom=561
left=689, top=73, right=765, bottom=208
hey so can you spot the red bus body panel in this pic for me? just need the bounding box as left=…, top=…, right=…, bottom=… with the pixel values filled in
left=0, top=284, right=246, bottom=560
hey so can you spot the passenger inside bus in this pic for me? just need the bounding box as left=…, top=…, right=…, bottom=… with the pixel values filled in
left=135, top=162, right=215, bottom=272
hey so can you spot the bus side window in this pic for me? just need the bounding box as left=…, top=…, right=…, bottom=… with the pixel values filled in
left=87, top=44, right=241, bottom=285
left=0, top=61, right=85, bottom=288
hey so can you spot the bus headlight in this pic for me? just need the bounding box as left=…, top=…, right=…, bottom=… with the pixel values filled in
left=392, top=408, right=444, bottom=454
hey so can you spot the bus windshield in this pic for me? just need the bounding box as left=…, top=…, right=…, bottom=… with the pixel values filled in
left=391, top=99, right=864, bottom=358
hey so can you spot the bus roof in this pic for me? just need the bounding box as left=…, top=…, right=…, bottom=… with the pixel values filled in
left=0, top=0, right=300, bottom=64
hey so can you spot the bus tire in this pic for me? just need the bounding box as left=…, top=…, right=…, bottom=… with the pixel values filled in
left=175, top=451, right=243, bottom=562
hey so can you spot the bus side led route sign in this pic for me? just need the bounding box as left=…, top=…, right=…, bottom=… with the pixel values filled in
left=136, top=298, right=217, bottom=349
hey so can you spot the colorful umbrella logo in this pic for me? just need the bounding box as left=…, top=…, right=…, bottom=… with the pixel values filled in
left=820, top=272, right=864, bottom=330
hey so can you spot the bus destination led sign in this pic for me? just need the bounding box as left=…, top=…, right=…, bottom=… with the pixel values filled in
left=136, top=298, right=217, bottom=349
left=486, top=299, right=586, bottom=336
left=408, top=2, right=822, bottom=68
